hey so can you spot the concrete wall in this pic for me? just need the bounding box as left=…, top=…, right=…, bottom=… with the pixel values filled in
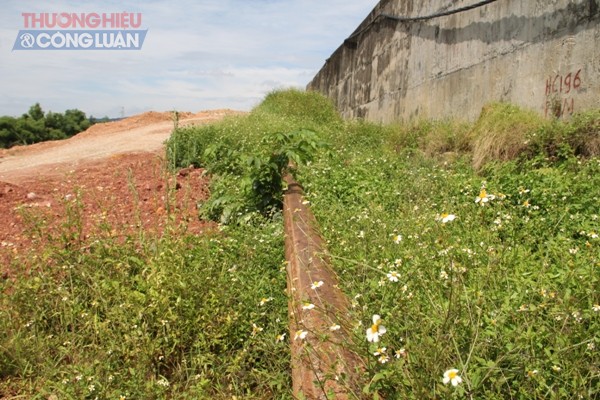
left=307, top=0, right=600, bottom=122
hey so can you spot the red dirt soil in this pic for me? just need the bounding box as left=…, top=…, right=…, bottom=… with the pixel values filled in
left=0, top=110, right=239, bottom=274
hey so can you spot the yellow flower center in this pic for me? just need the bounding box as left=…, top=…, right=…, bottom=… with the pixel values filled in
left=478, top=189, right=487, bottom=199
left=448, top=371, right=458, bottom=379
left=371, top=324, right=379, bottom=333
left=441, top=213, right=449, bottom=218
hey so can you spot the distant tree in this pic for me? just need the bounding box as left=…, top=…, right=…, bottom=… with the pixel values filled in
left=89, top=115, right=111, bottom=124
left=15, top=117, right=45, bottom=144
left=44, top=111, right=65, bottom=131
left=28, top=103, right=45, bottom=121
left=0, top=116, right=18, bottom=148
left=0, top=104, right=98, bottom=149
left=63, top=109, right=90, bottom=136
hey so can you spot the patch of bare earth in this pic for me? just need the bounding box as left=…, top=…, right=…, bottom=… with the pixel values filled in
left=0, top=110, right=241, bottom=275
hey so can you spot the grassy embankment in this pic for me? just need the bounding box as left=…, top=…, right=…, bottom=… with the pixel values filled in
left=1, top=89, right=598, bottom=399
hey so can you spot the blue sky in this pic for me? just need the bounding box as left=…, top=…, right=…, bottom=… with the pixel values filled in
left=0, top=1, right=378, bottom=118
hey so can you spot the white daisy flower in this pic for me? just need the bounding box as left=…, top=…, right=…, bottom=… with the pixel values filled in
left=386, top=271, right=400, bottom=282
left=294, top=330, right=308, bottom=341
left=442, top=368, right=462, bottom=386
left=311, top=281, right=324, bottom=290
left=366, top=314, right=386, bottom=343
left=438, top=213, right=456, bottom=223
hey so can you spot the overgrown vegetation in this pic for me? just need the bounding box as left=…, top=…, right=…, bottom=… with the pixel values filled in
left=299, top=116, right=599, bottom=398
left=1, top=89, right=599, bottom=398
left=166, top=89, right=334, bottom=224
left=0, top=103, right=105, bottom=149
left=1, top=207, right=290, bottom=398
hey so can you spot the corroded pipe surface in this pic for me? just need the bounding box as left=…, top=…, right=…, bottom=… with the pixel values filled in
left=283, top=174, right=365, bottom=399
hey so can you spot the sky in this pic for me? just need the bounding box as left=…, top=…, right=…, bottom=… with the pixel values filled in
left=0, top=0, right=379, bottom=118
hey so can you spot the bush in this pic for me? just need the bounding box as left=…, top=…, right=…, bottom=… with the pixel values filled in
left=566, top=109, right=600, bottom=157
left=166, top=89, right=333, bottom=224
left=254, top=88, right=342, bottom=126
left=471, top=103, right=547, bottom=170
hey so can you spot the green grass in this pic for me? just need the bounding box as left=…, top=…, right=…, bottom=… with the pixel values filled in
left=300, top=150, right=599, bottom=399
left=1, top=213, right=291, bottom=399
left=297, top=105, right=599, bottom=398
left=2, top=90, right=599, bottom=398
left=166, top=88, right=333, bottom=225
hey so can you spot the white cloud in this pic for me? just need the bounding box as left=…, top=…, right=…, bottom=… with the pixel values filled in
left=0, top=0, right=378, bottom=117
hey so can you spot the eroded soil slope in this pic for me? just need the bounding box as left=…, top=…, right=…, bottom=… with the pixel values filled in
left=0, top=109, right=238, bottom=272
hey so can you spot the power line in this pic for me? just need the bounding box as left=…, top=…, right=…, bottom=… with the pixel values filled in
left=383, top=0, right=500, bottom=22
left=344, top=0, right=500, bottom=46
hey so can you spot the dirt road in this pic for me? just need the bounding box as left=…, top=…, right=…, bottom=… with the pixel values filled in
left=0, top=109, right=238, bottom=271
left=0, top=110, right=236, bottom=183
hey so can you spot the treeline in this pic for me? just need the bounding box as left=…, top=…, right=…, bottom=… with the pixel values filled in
left=0, top=103, right=108, bottom=149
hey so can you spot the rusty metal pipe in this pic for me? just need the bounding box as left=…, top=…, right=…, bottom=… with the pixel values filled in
left=283, top=174, right=365, bottom=399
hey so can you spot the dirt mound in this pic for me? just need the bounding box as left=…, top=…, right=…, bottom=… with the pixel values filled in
left=80, top=111, right=191, bottom=137
left=76, top=109, right=244, bottom=137
left=191, top=108, right=244, bottom=119
left=0, top=111, right=185, bottom=158
left=0, top=137, right=64, bottom=158
left=0, top=109, right=245, bottom=177
left=0, top=110, right=245, bottom=159
left=0, top=109, right=237, bottom=272
left=0, top=152, right=214, bottom=272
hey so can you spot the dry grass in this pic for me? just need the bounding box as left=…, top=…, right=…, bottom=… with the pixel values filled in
left=386, top=103, right=598, bottom=169
left=386, top=119, right=472, bottom=158
left=418, top=120, right=473, bottom=157
left=568, top=109, right=600, bottom=157
left=471, top=103, right=546, bottom=170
